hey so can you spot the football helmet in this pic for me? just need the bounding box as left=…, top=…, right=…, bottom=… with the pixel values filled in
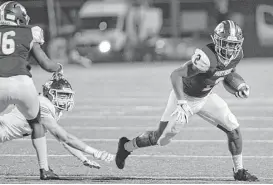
left=211, top=20, right=244, bottom=62
left=42, top=78, right=74, bottom=111
left=0, top=1, right=30, bottom=26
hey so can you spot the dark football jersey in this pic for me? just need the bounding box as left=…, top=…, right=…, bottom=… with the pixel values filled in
left=183, top=43, right=243, bottom=98
left=0, top=25, right=44, bottom=77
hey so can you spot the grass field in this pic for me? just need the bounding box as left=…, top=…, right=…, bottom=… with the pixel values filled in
left=0, top=59, right=273, bottom=184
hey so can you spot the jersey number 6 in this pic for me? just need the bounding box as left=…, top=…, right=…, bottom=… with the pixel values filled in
left=0, top=31, right=16, bottom=55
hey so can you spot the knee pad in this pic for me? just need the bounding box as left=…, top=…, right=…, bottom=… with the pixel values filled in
left=157, top=119, right=183, bottom=146
left=27, top=107, right=41, bottom=125
left=216, top=111, right=239, bottom=133
left=227, top=127, right=241, bottom=141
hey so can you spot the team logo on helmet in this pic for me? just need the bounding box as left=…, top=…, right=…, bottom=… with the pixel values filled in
left=215, top=23, right=225, bottom=34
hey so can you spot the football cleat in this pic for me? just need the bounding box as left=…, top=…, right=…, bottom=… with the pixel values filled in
left=83, top=159, right=101, bottom=169
left=40, top=167, right=59, bottom=180
left=233, top=168, right=259, bottom=182
left=115, top=137, right=131, bottom=169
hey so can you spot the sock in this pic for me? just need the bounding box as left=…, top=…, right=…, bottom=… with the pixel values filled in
left=32, top=137, right=49, bottom=171
left=124, top=138, right=138, bottom=152
left=232, top=153, right=243, bottom=172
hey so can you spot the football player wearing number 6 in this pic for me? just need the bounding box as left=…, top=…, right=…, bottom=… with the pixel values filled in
left=115, top=20, right=258, bottom=182
left=0, top=1, right=63, bottom=179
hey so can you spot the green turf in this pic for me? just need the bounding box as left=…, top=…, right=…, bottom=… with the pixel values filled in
left=0, top=60, right=273, bottom=183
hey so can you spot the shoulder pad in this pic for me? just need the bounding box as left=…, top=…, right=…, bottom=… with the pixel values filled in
left=31, top=26, right=44, bottom=45
left=191, top=48, right=210, bottom=72
left=39, top=96, right=55, bottom=118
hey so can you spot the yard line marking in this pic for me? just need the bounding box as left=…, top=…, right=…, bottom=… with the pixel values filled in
left=13, top=139, right=273, bottom=143
left=75, top=98, right=273, bottom=104
left=64, top=126, right=273, bottom=131
left=1, top=174, right=273, bottom=181
left=63, top=115, right=273, bottom=121
left=1, top=154, right=273, bottom=159
left=73, top=105, right=273, bottom=111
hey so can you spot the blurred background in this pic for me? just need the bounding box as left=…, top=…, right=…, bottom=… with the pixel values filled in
left=4, top=0, right=273, bottom=66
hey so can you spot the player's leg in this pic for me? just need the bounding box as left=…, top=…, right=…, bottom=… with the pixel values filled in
left=0, top=113, right=32, bottom=143
left=115, top=90, right=178, bottom=169
left=197, top=93, right=258, bottom=181
left=116, top=90, right=203, bottom=169
left=0, top=78, right=12, bottom=114
left=10, top=75, right=58, bottom=180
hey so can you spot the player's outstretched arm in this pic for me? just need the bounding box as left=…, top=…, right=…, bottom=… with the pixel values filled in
left=31, top=43, right=62, bottom=73
left=60, top=142, right=101, bottom=169
left=42, top=116, right=114, bottom=163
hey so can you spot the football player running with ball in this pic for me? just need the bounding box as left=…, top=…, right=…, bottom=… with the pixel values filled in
left=115, top=20, right=258, bottom=182
left=0, top=76, right=114, bottom=180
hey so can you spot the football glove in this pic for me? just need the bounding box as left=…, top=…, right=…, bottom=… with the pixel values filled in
left=235, top=84, right=250, bottom=99
left=93, top=151, right=114, bottom=163
left=83, top=159, right=101, bottom=169
left=171, top=100, right=193, bottom=124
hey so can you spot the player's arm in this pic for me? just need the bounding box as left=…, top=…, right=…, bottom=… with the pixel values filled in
left=60, top=142, right=101, bottom=169
left=30, top=26, right=62, bottom=73
left=41, top=116, right=114, bottom=162
left=170, top=48, right=210, bottom=100
left=31, top=43, right=62, bottom=72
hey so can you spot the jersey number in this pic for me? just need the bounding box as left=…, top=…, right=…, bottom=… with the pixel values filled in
left=0, top=31, right=16, bottom=55
left=202, top=77, right=224, bottom=91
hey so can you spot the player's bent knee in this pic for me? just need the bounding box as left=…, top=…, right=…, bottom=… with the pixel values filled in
left=27, top=107, right=41, bottom=125
left=217, top=111, right=239, bottom=133
left=227, top=127, right=241, bottom=141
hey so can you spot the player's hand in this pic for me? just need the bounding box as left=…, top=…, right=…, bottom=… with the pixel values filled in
left=83, top=159, right=101, bottom=169
left=93, top=151, right=115, bottom=163
left=235, top=84, right=250, bottom=98
left=171, top=100, right=193, bottom=124
left=52, top=63, right=64, bottom=80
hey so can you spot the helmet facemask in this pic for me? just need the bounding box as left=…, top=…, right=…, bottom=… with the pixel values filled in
left=212, top=34, right=244, bottom=62
left=49, top=88, right=75, bottom=112
left=212, top=20, right=244, bottom=65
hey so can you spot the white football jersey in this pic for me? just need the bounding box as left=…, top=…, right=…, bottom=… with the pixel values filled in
left=39, top=95, right=62, bottom=122
left=0, top=95, right=62, bottom=142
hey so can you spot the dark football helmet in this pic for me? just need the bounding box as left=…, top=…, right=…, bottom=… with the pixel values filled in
left=211, top=20, right=244, bottom=62
left=42, top=78, right=75, bottom=111
left=0, top=1, right=30, bottom=26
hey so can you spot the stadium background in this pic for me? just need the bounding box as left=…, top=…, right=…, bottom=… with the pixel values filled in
left=0, top=0, right=273, bottom=183
left=2, top=0, right=273, bottom=62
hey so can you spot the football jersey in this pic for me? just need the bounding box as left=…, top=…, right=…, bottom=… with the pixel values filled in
left=39, top=95, right=62, bottom=122
left=0, top=95, right=61, bottom=142
left=183, top=43, right=243, bottom=98
left=0, top=25, right=44, bottom=77
left=7, top=95, right=61, bottom=123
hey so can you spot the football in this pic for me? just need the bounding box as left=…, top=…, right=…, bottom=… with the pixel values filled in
left=223, top=72, right=246, bottom=95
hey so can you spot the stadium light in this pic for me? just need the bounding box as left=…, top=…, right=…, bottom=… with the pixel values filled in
left=98, top=41, right=111, bottom=53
